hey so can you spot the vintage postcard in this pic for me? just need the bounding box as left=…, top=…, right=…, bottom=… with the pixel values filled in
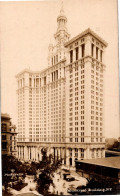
left=1, top=0, right=120, bottom=195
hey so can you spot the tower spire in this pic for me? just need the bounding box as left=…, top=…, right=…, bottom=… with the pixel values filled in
left=60, top=1, right=64, bottom=14
left=54, top=1, right=70, bottom=43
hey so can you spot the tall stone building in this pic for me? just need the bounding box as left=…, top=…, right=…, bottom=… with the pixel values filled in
left=16, top=6, right=107, bottom=166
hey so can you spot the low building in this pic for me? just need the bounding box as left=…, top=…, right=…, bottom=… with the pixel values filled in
left=105, top=150, right=120, bottom=157
left=1, top=113, right=17, bottom=157
left=76, top=157, right=120, bottom=184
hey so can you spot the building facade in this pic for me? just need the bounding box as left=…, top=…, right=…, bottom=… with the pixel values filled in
left=1, top=113, right=17, bottom=156
left=16, top=7, right=107, bottom=166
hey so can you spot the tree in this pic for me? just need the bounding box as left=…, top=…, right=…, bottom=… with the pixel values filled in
left=105, top=138, right=118, bottom=150
left=35, top=148, right=62, bottom=196
left=2, top=155, right=26, bottom=194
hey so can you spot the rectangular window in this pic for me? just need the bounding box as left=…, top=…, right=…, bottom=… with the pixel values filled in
left=52, top=72, right=53, bottom=82
left=70, top=50, right=73, bottom=63
left=2, top=135, right=6, bottom=140
left=81, top=149, right=84, bottom=158
left=44, top=76, right=46, bottom=85
left=91, top=44, right=94, bottom=57
left=81, top=44, right=85, bottom=57
left=36, top=78, right=39, bottom=87
left=1, top=123, right=7, bottom=132
left=75, top=138, right=78, bottom=142
left=56, top=70, right=58, bottom=80
left=2, top=142, right=7, bottom=150
left=29, top=78, right=32, bottom=87
left=96, top=47, right=98, bottom=59
left=100, top=50, right=102, bottom=62
left=75, top=47, right=79, bottom=60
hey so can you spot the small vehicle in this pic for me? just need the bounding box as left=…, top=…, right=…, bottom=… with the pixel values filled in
left=76, top=185, right=86, bottom=189
left=66, top=175, right=75, bottom=181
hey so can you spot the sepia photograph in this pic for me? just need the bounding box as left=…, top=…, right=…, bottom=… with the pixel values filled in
left=1, top=0, right=120, bottom=195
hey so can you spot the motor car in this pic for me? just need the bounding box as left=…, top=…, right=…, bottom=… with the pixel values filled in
left=76, top=185, right=86, bottom=189
left=66, top=175, right=75, bottom=181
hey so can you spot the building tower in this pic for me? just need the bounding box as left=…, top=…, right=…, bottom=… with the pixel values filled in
left=48, top=3, right=70, bottom=67
left=16, top=6, right=107, bottom=166
left=16, top=5, right=70, bottom=161
left=65, top=28, right=107, bottom=162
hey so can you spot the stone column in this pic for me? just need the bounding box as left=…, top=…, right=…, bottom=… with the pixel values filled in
left=34, top=147, right=36, bottom=161
left=94, top=149, right=96, bottom=159
left=28, top=147, right=30, bottom=160
left=37, top=149, right=40, bottom=161
left=33, top=147, right=36, bottom=160
left=102, top=148, right=105, bottom=158
left=47, top=147, right=50, bottom=157
left=102, top=48, right=105, bottom=64
left=55, top=148, right=58, bottom=160
left=21, top=146, right=23, bottom=159
left=66, top=148, right=69, bottom=167
left=72, top=148, right=75, bottom=167
left=98, top=148, right=101, bottom=158
left=92, top=44, right=95, bottom=58
left=19, top=146, right=21, bottom=159
left=24, top=145, right=28, bottom=161
left=86, top=147, right=90, bottom=159
left=57, top=148, right=60, bottom=160
left=73, top=49, right=76, bottom=62
left=30, top=147, right=32, bottom=160
left=78, top=148, right=81, bottom=160
left=85, top=37, right=91, bottom=56
left=84, top=148, right=87, bottom=159
left=22, top=146, right=23, bottom=159
left=36, top=147, right=39, bottom=161
left=98, top=48, right=100, bottom=62
left=59, top=148, right=62, bottom=159
left=39, top=147, right=42, bottom=161
left=61, top=148, right=64, bottom=164
left=50, top=147, right=54, bottom=156
left=17, top=146, right=19, bottom=159
left=32, top=147, right=35, bottom=161
left=79, top=46, right=82, bottom=59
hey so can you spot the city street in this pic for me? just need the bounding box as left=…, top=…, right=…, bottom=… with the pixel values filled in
left=8, top=167, right=87, bottom=195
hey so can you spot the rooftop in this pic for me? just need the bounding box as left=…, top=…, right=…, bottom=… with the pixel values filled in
left=1, top=113, right=11, bottom=119
left=76, top=156, right=120, bottom=169
left=16, top=58, right=66, bottom=78
left=64, top=28, right=108, bottom=47
left=106, top=150, right=120, bottom=155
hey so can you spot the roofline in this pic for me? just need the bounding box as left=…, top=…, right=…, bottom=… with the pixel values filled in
left=1, top=113, right=11, bottom=119
left=76, top=157, right=120, bottom=170
left=15, top=59, right=66, bottom=78
left=15, top=69, right=43, bottom=78
left=64, top=28, right=108, bottom=47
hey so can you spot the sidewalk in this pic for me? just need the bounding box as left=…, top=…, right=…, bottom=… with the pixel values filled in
left=50, top=167, right=87, bottom=195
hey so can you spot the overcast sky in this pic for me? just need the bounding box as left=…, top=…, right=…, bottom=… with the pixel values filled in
left=1, top=0, right=119, bottom=138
